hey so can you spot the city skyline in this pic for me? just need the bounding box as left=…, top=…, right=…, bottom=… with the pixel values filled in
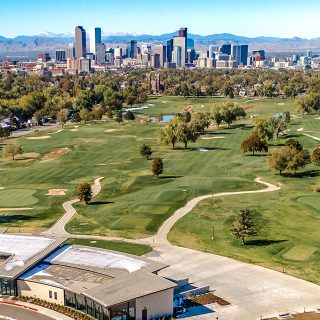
left=1, top=0, right=320, bottom=39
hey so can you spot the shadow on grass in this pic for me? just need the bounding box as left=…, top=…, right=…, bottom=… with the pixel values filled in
left=282, top=170, right=320, bottom=178
left=244, top=153, right=270, bottom=157
left=246, top=239, right=287, bottom=246
left=159, top=175, right=183, bottom=179
left=203, top=131, right=232, bottom=135
left=0, top=215, right=36, bottom=224
left=89, top=201, right=114, bottom=206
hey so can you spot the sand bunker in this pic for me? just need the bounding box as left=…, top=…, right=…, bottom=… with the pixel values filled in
left=41, top=147, right=71, bottom=162
left=26, top=136, right=51, bottom=140
left=105, top=129, right=118, bottom=133
left=70, top=129, right=78, bottom=132
left=46, top=189, right=67, bottom=196
left=315, top=117, right=320, bottom=120
left=278, top=103, right=285, bottom=106
left=202, top=136, right=225, bottom=140
left=0, top=208, right=32, bottom=211
left=0, top=187, right=5, bottom=190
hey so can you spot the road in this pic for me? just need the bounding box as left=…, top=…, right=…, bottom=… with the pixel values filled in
left=0, top=305, right=54, bottom=320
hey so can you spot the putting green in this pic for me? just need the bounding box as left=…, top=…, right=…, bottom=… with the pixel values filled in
left=0, top=189, right=38, bottom=207
left=297, top=196, right=320, bottom=211
left=283, top=245, right=318, bottom=261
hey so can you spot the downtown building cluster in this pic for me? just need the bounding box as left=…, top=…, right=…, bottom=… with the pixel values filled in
left=1, top=26, right=320, bottom=76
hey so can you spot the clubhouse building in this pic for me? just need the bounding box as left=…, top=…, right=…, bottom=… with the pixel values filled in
left=0, top=234, right=176, bottom=320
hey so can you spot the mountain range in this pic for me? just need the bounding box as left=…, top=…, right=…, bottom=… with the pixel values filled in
left=0, top=31, right=320, bottom=56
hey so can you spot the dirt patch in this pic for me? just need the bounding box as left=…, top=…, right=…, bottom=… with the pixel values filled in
left=46, top=189, right=68, bottom=196
left=201, top=136, right=225, bottom=140
left=0, top=208, right=32, bottom=211
left=25, top=136, right=51, bottom=140
left=183, top=293, right=230, bottom=307
left=104, top=129, right=118, bottom=133
left=41, top=147, right=71, bottom=162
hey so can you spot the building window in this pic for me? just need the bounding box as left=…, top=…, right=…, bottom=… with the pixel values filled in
left=49, top=291, right=52, bottom=299
left=54, top=292, right=58, bottom=300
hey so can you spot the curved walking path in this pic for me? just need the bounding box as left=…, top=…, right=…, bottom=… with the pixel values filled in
left=42, top=177, right=320, bottom=319
left=43, top=177, right=104, bottom=236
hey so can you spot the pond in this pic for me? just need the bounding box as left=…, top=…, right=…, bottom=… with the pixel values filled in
left=151, top=115, right=176, bottom=123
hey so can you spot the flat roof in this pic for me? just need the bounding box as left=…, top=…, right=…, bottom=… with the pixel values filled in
left=83, top=270, right=176, bottom=307
left=19, top=243, right=174, bottom=306
left=49, top=245, right=167, bottom=278
left=0, top=234, right=66, bottom=279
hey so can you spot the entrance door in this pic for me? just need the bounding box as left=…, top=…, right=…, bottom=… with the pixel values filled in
left=142, top=308, right=147, bottom=320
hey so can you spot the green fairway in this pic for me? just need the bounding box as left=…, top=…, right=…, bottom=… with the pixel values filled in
left=0, top=189, right=38, bottom=207
left=2, top=96, right=320, bottom=283
left=65, top=238, right=151, bottom=256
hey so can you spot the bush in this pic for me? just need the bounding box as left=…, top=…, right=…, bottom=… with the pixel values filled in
left=313, top=184, right=320, bottom=193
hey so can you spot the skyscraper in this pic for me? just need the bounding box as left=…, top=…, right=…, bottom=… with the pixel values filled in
left=67, top=43, right=75, bottom=59
left=153, top=45, right=167, bottom=67
left=126, top=40, right=137, bottom=59
left=220, top=44, right=231, bottom=55
left=178, top=28, right=187, bottom=38
left=166, top=39, right=173, bottom=63
left=95, top=43, right=106, bottom=64
left=89, top=27, right=102, bottom=54
left=173, top=28, right=187, bottom=67
left=55, top=50, right=66, bottom=62
left=231, top=45, right=248, bottom=66
left=75, top=26, right=86, bottom=58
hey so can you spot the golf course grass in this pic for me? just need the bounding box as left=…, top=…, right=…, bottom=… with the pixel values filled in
left=65, top=238, right=151, bottom=256
left=1, top=96, right=320, bottom=282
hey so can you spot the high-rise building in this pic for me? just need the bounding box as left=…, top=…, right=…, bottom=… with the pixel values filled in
left=187, top=49, right=196, bottom=63
left=220, top=44, right=231, bottom=55
left=252, top=50, right=266, bottom=62
left=37, top=53, right=50, bottom=62
left=231, top=45, right=248, bottom=66
left=166, top=39, right=173, bottom=63
left=95, top=43, right=106, bottom=64
left=126, top=40, right=137, bottom=59
left=151, top=53, right=161, bottom=68
left=153, top=45, right=167, bottom=67
left=75, top=26, right=86, bottom=58
left=307, top=50, right=313, bottom=59
left=173, top=28, right=187, bottom=67
left=173, top=46, right=182, bottom=67
left=67, top=43, right=75, bottom=59
left=209, top=45, right=219, bottom=58
left=178, top=27, right=187, bottom=38
left=55, top=50, right=66, bottom=62
left=89, top=27, right=102, bottom=54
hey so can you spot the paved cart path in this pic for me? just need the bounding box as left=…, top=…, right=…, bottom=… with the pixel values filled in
left=41, top=177, right=320, bottom=320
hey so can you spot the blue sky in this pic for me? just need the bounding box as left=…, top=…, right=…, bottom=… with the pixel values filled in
left=1, top=0, right=320, bottom=38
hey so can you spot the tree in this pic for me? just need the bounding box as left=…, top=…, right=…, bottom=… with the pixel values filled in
left=56, top=108, right=69, bottom=128
left=140, top=144, right=153, bottom=159
left=268, top=146, right=310, bottom=175
left=79, top=108, right=91, bottom=123
left=123, top=111, right=135, bottom=121
left=240, top=134, right=268, bottom=155
left=231, top=209, right=258, bottom=245
left=77, top=182, right=93, bottom=204
left=3, top=143, right=23, bottom=160
left=0, top=127, right=10, bottom=139
left=311, top=147, right=320, bottom=165
left=271, top=115, right=288, bottom=139
left=115, top=110, right=123, bottom=124
left=212, top=109, right=223, bottom=128
left=285, top=139, right=303, bottom=152
left=152, top=157, right=163, bottom=177
left=157, top=118, right=179, bottom=149
left=253, top=118, right=273, bottom=140
left=177, top=121, right=199, bottom=149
